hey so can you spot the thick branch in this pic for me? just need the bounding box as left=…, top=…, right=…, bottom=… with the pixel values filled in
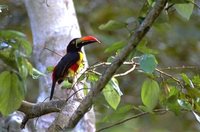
left=67, top=0, right=168, bottom=128
left=18, top=100, right=64, bottom=128
left=18, top=100, right=64, bottom=118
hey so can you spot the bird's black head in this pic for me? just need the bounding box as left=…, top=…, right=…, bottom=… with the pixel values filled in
left=66, top=36, right=101, bottom=53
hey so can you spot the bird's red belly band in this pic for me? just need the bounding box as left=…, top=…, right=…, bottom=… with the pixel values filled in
left=69, top=63, right=79, bottom=72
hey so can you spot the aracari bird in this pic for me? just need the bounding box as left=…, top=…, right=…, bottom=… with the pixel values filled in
left=50, top=36, right=100, bottom=100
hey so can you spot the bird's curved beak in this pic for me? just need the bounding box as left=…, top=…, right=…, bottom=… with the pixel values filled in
left=79, top=36, right=101, bottom=44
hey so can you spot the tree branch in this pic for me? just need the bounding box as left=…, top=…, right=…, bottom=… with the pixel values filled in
left=19, top=100, right=64, bottom=128
left=67, top=0, right=168, bottom=128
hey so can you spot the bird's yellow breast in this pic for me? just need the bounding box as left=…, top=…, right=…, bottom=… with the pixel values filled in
left=68, top=52, right=84, bottom=76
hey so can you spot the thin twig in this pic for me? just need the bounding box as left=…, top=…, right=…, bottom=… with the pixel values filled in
left=114, top=64, right=136, bottom=77
left=96, top=109, right=168, bottom=132
left=160, top=66, right=199, bottom=70
left=44, top=47, right=62, bottom=57
left=155, top=68, right=184, bottom=89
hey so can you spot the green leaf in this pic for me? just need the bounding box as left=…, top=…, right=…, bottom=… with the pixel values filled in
left=103, top=78, right=123, bottom=110
left=0, top=42, right=10, bottom=50
left=177, top=99, right=192, bottom=110
left=137, top=39, right=158, bottom=54
left=15, top=55, right=28, bottom=79
left=116, top=104, right=133, bottom=114
left=0, top=30, right=26, bottom=39
left=99, top=20, right=127, bottom=31
left=62, top=80, right=72, bottom=89
left=25, top=60, right=33, bottom=76
left=46, top=66, right=54, bottom=73
left=104, top=41, right=125, bottom=53
left=0, top=71, right=24, bottom=116
left=192, top=75, right=200, bottom=88
left=110, top=78, right=123, bottom=96
left=139, top=54, right=158, bottom=73
left=181, top=73, right=194, bottom=88
left=0, top=30, right=32, bottom=56
left=174, top=1, right=194, bottom=20
left=107, top=56, right=115, bottom=62
left=88, top=72, right=99, bottom=82
left=32, top=68, right=45, bottom=79
left=167, top=95, right=181, bottom=115
left=19, top=39, right=32, bottom=56
left=147, top=0, right=155, bottom=5
left=141, top=79, right=160, bottom=110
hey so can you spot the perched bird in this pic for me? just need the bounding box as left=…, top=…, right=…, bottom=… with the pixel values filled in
left=50, top=36, right=100, bottom=100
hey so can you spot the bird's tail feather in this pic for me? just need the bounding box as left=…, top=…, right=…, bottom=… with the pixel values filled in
left=50, top=81, right=56, bottom=100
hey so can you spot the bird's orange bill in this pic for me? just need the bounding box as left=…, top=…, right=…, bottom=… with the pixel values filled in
left=80, top=36, right=101, bottom=44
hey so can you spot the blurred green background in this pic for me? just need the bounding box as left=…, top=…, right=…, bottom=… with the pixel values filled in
left=1, top=0, right=200, bottom=131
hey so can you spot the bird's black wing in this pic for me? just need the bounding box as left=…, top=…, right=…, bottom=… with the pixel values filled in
left=54, top=52, right=80, bottom=82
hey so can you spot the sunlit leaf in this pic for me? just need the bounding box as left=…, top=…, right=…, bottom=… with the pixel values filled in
left=0, top=52, right=17, bottom=69
left=103, top=86, right=121, bottom=110
left=32, top=68, right=45, bottom=79
left=62, top=80, right=72, bottom=89
left=0, top=30, right=32, bottom=56
left=0, top=30, right=26, bottom=39
left=192, top=75, right=200, bottom=88
left=174, top=1, right=194, bottom=20
left=19, top=39, right=32, bottom=56
left=139, top=54, right=158, bottom=73
left=99, top=20, right=127, bottom=31
left=0, top=71, right=24, bottom=116
left=15, top=55, right=28, bottom=79
left=103, top=78, right=123, bottom=110
left=0, top=42, right=11, bottom=50
left=187, top=88, right=200, bottom=98
left=25, top=60, right=33, bottom=76
left=88, top=72, right=99, bottom=82
left=46, top=66, right=54, bottom=73
left=181, top=73, right=194, bottom=88
left=177, top=99, right=192, bottom=110
left=141, top=79, right=160, bottom=110
left=165, top=86, right=181, bottom=114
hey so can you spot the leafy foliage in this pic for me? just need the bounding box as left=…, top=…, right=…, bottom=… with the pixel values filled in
left=0, top=71, right=24, bottom=115
left=174, top=0, right=194, bottom=20
left=141, top=79, right=160, bottom=111
left=103, top=78, right=123, bottom=110
left=73, top=0, right=199, bottom=131
left=87, top=73, right=122, bottom=109
left=0, top=30, right=43, bottom=116
left=139, top=54, right=158, bottom=73
left=1, top=0, right=199, bottom=131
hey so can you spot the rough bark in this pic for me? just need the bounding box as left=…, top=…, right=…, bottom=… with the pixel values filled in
left=24, top=0, right=95, bottom=131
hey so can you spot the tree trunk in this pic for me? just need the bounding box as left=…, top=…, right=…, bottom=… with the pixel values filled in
left=24, top=0, right=95, bottom=131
